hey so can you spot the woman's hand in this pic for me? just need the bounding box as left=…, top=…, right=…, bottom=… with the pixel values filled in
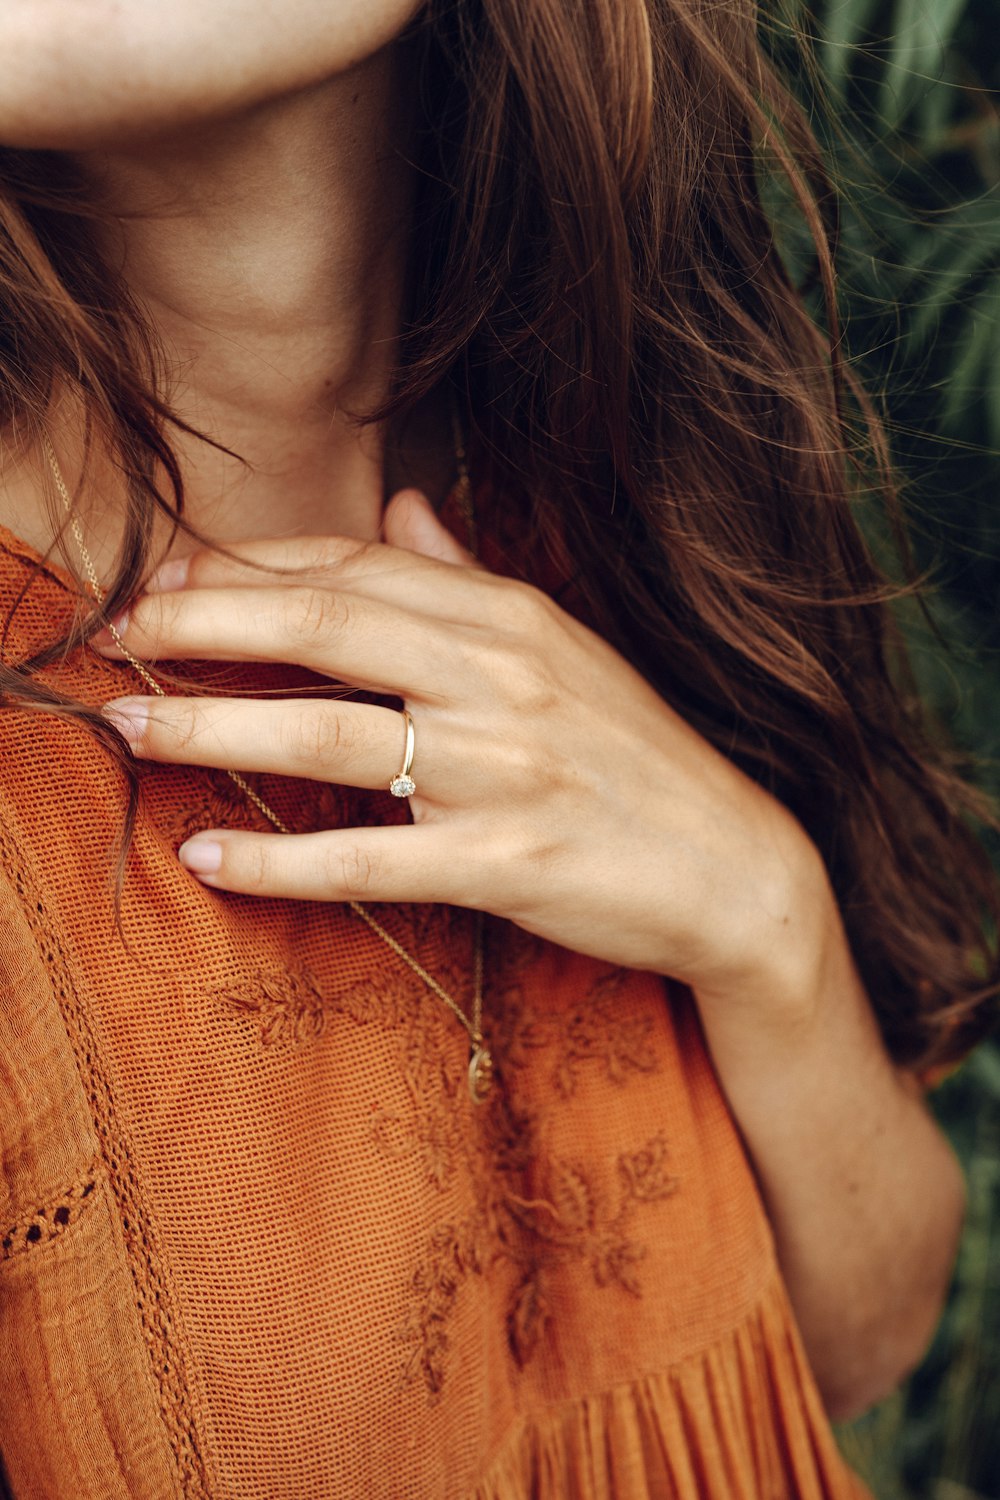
left=95, top=489, right=966, bottom=1418
left=96, top=488, right=826, bottom=1001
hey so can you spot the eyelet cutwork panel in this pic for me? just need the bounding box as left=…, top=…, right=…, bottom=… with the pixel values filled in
left=0, top=825, right=212, bottom=1499
left=1, top=1166, right=100, bottom=1260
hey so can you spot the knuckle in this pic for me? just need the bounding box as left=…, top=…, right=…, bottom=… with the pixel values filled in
left=498, top=579, right=551, bottom=633
left=493, top=733, right=536, bottom=784
left=471, top=583, right=562, bottom=716
left=285, top=587, right=348, bottom=647
left=237, top=839, right=272, bottom=894
left=331, top=842, right=381, bottom=899
left=279, top=707, right=349, bottom=770
left=497, top=647, right=559, bottom=717
left=512, top=816, right=563, bottom=876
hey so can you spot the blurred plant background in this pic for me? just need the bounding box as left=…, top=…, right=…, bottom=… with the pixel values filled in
left=767, top=1, right=999, bottom=1494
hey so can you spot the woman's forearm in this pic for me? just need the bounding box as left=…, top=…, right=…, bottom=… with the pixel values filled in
left=691, top=844, right=966, bottom=1420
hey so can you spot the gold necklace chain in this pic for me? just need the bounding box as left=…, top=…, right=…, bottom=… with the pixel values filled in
left=41, top=429, right=494, bottom=1105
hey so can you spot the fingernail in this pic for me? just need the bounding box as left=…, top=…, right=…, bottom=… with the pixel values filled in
left=178, top=838, right=223, bottom=876
left=100, top=696, right=148, bottom=750
left=92, top=610, right=130, bottom=650
left=148, top=557, right=190, bottom=593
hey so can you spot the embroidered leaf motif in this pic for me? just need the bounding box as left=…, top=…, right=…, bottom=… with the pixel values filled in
left=504, top=1193, right=572, bottom=1245
left=486, top=1093, right=537, bottom=1175
left=503, top=1158, right=594, bottom=1246
left=604, top=1013, right=659, bottom=1084
left=398, top=1009, right=458, bottom=1105
left=334, top=971, right=416, bottom=1030
left=551, top=1160, right=593, bottom=1233
left=539, top=967, right=662, bottom=1096
left=215, top=966, right=326, bottom=1049
left=508, top=1274, right=551, bottom=1369
left=421, top=1116, right=458, bottom=1191
left=592, top=1236, right=646, bottom=1297
left=555, top=1056, right=579, bottom=1099
left=456, top=1216, right=489, bottom=1277
left=369, top=1017, right=466, bottom=1192
left=396, top=1221, right=469, bottom=1399
left=421, top=1327, right=451, bottom=1398
left=508, top=1011, right=557, bottom=1061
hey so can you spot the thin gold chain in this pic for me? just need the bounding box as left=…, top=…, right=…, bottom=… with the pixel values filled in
left=40, top=430, right=490, bottom=1084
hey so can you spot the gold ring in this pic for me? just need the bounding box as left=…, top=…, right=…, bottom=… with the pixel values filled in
left=389, top=709, right=416, bottom=798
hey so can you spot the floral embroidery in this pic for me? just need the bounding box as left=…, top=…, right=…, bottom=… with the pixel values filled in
left=208, top=907, right=677, bottom=1401
left=364, top=988, right=474, bottom=1190
left=398, top=1122, right=679, bottom=1392
left=503, top=965, right=661, bottom=1097
left=396, top=1220, right=484, bottom=1396
left=335, top=970, right=421, bottom=1032
left=391, top=944, right=678, bottom=1397
left=506, top=1271, right=553, bottom=1370
left=330, top=912, right=483, bottom=1192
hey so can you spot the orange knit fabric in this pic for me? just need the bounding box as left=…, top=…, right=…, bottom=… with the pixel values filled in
left=0, top=497, right=871, bottom=1499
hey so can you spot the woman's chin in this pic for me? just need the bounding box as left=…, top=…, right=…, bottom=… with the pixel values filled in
left=0, top=0, right=423, bottom=152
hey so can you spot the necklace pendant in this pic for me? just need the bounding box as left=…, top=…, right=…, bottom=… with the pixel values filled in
left=467, top=1044, right=494, bottom=1105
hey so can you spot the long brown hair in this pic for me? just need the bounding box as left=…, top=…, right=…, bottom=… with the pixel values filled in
left=0, top=0, right=996, bottom=1071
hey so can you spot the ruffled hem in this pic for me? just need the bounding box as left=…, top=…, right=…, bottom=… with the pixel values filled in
left=469, top=1273, right=870, bottom=1500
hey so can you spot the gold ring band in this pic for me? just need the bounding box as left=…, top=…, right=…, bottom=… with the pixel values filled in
left=389, top=709, right=416, bottom=798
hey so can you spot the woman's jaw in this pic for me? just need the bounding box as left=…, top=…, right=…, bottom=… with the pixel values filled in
left=0, top=0, right=424, bottom=150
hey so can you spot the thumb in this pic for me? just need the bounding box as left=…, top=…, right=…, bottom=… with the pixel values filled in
left=382, top=488, right=477, bottom=566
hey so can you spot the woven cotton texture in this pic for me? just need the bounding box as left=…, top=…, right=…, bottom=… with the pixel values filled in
left=0, top=501, right=870, bottom=1499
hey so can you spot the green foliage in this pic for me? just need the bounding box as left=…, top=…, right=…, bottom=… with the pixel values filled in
left=768, top=2, right=1000, bottom=1495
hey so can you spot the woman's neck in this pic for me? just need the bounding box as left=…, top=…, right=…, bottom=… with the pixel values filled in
left=2, top=42, right=450, bottom=575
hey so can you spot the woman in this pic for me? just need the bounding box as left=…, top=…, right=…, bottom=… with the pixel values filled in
left=0, top=2, right=995, bottom=1496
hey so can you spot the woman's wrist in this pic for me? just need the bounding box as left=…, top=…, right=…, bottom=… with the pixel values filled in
left=682, top=798, right=837, bottom=1033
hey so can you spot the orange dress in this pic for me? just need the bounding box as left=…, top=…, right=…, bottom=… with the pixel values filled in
left=0, top=499, right=871, bottom=1499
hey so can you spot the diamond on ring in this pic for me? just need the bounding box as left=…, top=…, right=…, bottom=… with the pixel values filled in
left=390, top=710, right=416, bottom=798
